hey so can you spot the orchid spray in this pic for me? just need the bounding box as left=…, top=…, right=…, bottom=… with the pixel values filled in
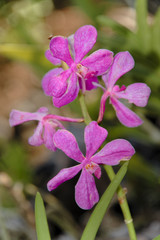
left=9, top=25, right=151, bottom=240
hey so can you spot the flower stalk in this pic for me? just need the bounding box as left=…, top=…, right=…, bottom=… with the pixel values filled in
left=104, top=165, right=137, bottom=240
left=78, top=92, right=92, bottom=125
left=78, top=92, right=137, bottom=240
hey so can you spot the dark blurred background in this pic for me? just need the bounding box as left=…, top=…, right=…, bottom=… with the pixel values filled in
left=0, top=0, right=160, bottom=239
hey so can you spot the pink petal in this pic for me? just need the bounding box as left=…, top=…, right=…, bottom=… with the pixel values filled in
left=43, top=122, right=57, bottom=151
left=74, top=25, right=97, bottom=63
left=48, top=69, right=72, bottom=97
left=81, top=49, right=113, bottom=76
left=53, top=129, right=84, bottom=163
left=78, top=76, right=98, bottom=91
left=110, top=97, right=143, bottom=127
left=47, top=114, right=83, bottom=123
left=28, top=122, right=44, bottom=146
left=42, top=68, right=64, bottom=96
left=50, top=36, right=73, bottom=66
left=68, top=34, right=75, bottom=59
left=9, top=109, right=45, bottom=126
left=47, top=164, right=82, bottom=191
left=53, top=73, right=79, bottom=107
left=115, top=83, right=151, bottom=107
left=107, top=51, right=135, bottom=89
left=45, top=49, right=61, bottom=65
left=97, top=91, right=109, bottom=123
left=75, top=169, right=99, bottom=209
left=85, top=121, right=108, bottom=158
left=92, top=139, right=135, bottom=165
left=85, top=76, right=99, bottom=90
left=102, top=71, right=109, bottom=88
left=37, top=107, right=49, bottom=114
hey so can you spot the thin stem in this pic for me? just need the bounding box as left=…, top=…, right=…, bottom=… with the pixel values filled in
left=104, top=165, right=137, bottom=240
left=78, top=92, right=92, bottom=125
left=78, top=93, right=137, bottom=240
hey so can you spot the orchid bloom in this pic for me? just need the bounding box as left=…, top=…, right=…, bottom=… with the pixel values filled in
left=9, top=107, right=83, bottom=151
left=47, top=121, right=135, bottom=209
left=98, top=51, right=151, bottom=127
left=42, top=25, right=113, bottom=108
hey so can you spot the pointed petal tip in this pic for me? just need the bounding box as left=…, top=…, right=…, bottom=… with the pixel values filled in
left=47, top=182, right=52, bottom=192
left=75, top=170, right=99, bottom=209
left=74, top=25, right=97, bottom=63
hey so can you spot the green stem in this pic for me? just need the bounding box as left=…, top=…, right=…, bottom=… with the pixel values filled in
left=104, top=165, right=137, bottom=240
left=78, top=92, right=92, bottom=125
left=78, top=93, right=137, bottom=240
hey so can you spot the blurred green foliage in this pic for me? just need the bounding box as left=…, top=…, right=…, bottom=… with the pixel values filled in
left=0, top=0, right=54, bottom=76
left=0, top=0, right=160, bottom=211
left=0, top=0, right=160, bottom=237
left=0, top=141, right=32, bottom=183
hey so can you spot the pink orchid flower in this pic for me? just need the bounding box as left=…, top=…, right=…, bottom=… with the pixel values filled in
left=47, top=121, right=135, bottom=209
left=9, top=107, right=83, bottom=151
left=42, top=25, right=113, bottom=108
left=98, top=51, right=151, bottom=127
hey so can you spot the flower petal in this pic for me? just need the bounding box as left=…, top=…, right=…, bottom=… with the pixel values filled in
left=37, top=107, right=49, bottom=114
left=78, top=76, right=98, bottom=91
left=68, top=34, right=75, bottom=59
left=75, top=169, right=99, bottom=209
left=43, top=122, right=57, bottom=151
left=115, top=83, right=151, bottom=107
left=107, top=51, right=135, bottom=89
left=45, top=49, right=61, bottom=65
left=48, top=69, right=72, bottom=97
left=53, top=73, right=79, bottom=107
left=28, top=122, right=44, bottom=146
left=92, top=139, right=135, bottom=165
left=85, top=121, right=108, bottom=158
left=9, top=109, right=45, bottom=126
left=110, top=97, right=143, bottom=127
left=53, top=129, right=84, bottom=163
left=81, top=49, right=113, bottom=76
left=97, top=91, right=109, bottom=123
left=47, top=165, right=82, bottom=191
left=85, top=76, right=99, bottom=90
left=74, top=25, right=97, bottom=63
left=50, top=36, right=73, bottom=66
left=42, top=68, right=64, bottom=96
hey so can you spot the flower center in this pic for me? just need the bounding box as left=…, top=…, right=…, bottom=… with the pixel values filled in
left=76, top=63, right=88, bottom=78
left=85, top=162, right=101, bottom=179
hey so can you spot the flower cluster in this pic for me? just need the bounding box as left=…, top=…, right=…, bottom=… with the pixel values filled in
left=9, top=25, right=151, bottom=209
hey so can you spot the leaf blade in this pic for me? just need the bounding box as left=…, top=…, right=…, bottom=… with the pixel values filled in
left=35, top=192, right=51, bottom=240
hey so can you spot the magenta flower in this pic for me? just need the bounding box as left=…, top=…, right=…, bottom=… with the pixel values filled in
left=9, top=107, right=83, bottom=151
left=98, top=51, right=151, bottom=127
left=47, top=121, right=135, bottom=209
left=42, top=25, right=113, bottom=107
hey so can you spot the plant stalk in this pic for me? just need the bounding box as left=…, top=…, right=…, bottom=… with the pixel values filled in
left=104, top=165, right=137, bottom=240
left=78, top=93, right=137, bottom=240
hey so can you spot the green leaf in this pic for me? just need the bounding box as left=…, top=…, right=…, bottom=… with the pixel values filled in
left=153, top=235, right=160, bottom=240
left=35, top=192, right=51, bottom=240
left=80, top=162, right=128, bottom=240
left=136, top=0, right=151, bottom=54
left=152, top=7, right=160, bottom=58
